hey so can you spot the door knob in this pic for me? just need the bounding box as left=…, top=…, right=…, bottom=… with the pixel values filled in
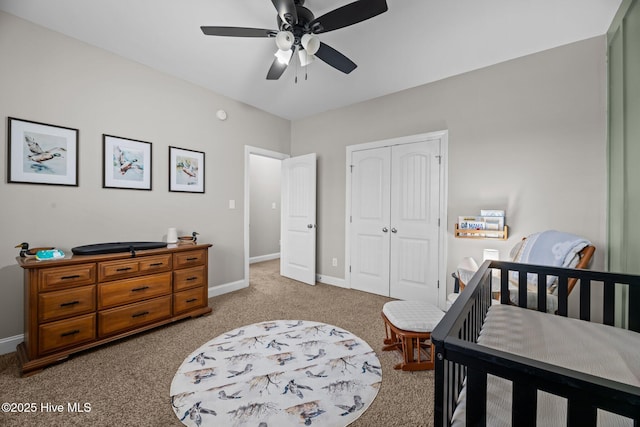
left=391, top=228, right=397, bottom=233
left=382, top=227, right=388, bottom=233
left=307, top=224, right=316, bottom=229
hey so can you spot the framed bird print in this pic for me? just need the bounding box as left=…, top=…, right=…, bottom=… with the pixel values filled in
left=169, top=146, right=205, bottom=193
left=7, top=117, right=79, bottom=186
left=103, top=134, right=152, bottom=190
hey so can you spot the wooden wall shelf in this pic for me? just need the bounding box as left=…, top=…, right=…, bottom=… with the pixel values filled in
left=455, top=224, right=508, bottom=240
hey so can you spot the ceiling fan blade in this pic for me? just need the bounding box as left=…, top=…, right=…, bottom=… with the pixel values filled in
left=266, top=57, right=289, bottom=80
left=271, top=0, right=298, bottom=25
left=201, top=26, right=276, bottom=38
left=310, top=0, right=388, bottom=34
left=315, top=42, right=357, bottom=74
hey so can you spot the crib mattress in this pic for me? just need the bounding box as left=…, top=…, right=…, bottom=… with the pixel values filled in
left=451, top=304, right=640, bottom=426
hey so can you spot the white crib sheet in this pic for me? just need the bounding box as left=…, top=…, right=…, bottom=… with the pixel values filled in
left=451, top=304, right=640, bottom=426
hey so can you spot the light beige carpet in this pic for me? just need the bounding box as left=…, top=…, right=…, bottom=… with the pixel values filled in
left=0, top=259, right=434, bottom=427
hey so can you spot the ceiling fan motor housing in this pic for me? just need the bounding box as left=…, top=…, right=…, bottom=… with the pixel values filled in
left=278, top=5, right=318, bottom=48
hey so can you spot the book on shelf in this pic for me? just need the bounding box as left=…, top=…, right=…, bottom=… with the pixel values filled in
left=458, top=215, right=505, bottom=230
left=480, top=209, right=505, bottom=217
left=457, top=212, right=506, bottom=238
left=458, top=216, right=486, bottom=230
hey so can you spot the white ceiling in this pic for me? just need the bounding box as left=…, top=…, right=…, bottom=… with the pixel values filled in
left=0, top=0, right=622, bottom=120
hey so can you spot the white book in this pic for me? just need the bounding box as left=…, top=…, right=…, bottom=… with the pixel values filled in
left=480, top=209, right=505, bottom=217
left=483, top=216, right=504, bottom=230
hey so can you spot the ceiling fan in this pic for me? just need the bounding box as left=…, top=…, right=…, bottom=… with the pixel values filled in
left=201, top=0, right=388, bottom=80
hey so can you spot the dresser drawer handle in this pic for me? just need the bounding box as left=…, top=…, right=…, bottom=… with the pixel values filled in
left=60, top=329, right=80, bottom=337
left=131, top=286, right=150, bottom=292
left=61, top=275, right=81, bottom=280
left=131, top=311, right=149, bottom=318
left=150, top=262, right=164, bottom=267
left=116, top=267, right=133, bottom=272
left=60, top=300, right=80, bottom=307
left=186, top=257, right=199, bottom=261
left=186, top=298, right=198, bottom=303
left=186, top=277, right=198, bottom=281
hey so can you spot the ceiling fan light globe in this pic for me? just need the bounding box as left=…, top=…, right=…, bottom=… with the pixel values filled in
left=298, top=50, right=315, bottom=67
left=275, top=31, right=294, bottom=51
left=301, top=34, right=320, bottom=55
left=274, top=48, right=293, bottom=65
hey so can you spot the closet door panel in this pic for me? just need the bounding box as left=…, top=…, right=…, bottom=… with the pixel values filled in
left=390, top=141, right=440, bottom=303
left=350, top=147, right=391, bottom=296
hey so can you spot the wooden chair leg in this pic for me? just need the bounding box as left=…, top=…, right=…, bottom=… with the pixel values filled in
left=382, top=311, right=436, bottom=371
left=382, top=314, right=402, bottom=352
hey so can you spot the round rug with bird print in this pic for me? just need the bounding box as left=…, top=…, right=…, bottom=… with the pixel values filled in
left=170, top=320, right=382, bottom=427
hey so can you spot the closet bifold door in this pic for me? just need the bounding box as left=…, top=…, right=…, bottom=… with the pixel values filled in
left=349, top=146, right=392, bottom=297
left=388, top=141, right=440, bottom=302
left=349, top=140, right=441, bottom=305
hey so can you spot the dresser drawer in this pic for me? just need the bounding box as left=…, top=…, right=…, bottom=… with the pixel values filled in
left=173, top=287, right=207, bottom=315
left=98, top=296, right=171, bottom=337
left=98, top=272, right=171, bottom=309
left=98, top=258, right=139, bottom=281
left=39, top=285, right=96, bottom=323
left=173, top=250, right=206, bottom=269
left=138, top=254, right=172, bottom=274
left=38, top=263, right=96, bottom=291
left=98, top=254, right=173, bottom=281
left=173, top=266, right=205, bottom=291
left=39, top=314, right=96, bottom=355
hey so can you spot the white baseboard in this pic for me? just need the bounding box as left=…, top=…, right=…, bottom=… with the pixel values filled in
left=208, top=279, right=248, bottom=298
left=249, top=253, right=280, bottom=264
left=317, top=274, right=348, bottom=288
left=0, top=334, right=23, bottom=355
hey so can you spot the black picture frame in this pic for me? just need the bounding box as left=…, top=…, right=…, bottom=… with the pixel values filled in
left=7, top=117, right=79, bottom=186
left=168, top=146, right=205, bottom=193
left=102, top=134, right=152, bottom=190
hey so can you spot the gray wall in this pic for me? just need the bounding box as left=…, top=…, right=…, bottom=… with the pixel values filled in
left=291, top=36, right=608, bottom=295
left=0, top=11, right=290, bottom=340
left=249, top=154, right=281, bottom=259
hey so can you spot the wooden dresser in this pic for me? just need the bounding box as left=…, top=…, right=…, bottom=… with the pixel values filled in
left=16, top=243, right=212, bottom=375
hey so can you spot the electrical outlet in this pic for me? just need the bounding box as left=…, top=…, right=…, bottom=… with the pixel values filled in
left=332, top=257, right=338, bottom=267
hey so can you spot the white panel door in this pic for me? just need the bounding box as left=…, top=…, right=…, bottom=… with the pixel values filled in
left=349, top=147, right=391, bottom=296
left=349, top=139, right=441, bottom=304
left=280, top=153, right=317, bottom=285
left=389, top=141, right=440, bottom=303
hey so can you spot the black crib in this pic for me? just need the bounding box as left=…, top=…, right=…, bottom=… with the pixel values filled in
left=432, top=260, right=640, bottom=426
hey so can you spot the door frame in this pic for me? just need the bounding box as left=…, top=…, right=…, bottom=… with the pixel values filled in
left=244, top=146, right=290, bottom=286
left=345, top=130, right=449, bottom=309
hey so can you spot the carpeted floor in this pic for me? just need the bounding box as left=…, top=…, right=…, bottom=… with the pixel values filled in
left=0, top=259, right=434, bottom=427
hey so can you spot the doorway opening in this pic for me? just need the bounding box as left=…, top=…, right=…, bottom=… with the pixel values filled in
left=244, top=146, right=289, bottom=286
